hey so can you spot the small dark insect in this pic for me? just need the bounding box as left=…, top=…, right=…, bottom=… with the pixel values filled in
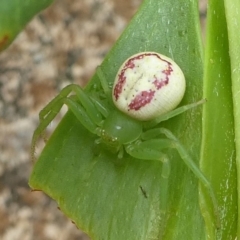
left=140, top=186, right=148, bottom=198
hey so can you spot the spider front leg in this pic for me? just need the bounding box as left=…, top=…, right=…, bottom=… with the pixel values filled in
left=142, top=127, right=220, bottom=228
left=31, top=84, right=103, bottom=160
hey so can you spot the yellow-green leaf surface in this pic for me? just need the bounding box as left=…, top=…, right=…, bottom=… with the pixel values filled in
left=29, top=0, right=216, bottom=239
left=224, top=0, right=240, bottom=238
left=0, top=0, right=54, bottom=51
left=201, top=0, right=237, bottom=239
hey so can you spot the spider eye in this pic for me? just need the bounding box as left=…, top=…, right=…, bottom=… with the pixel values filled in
left=112, top=52, right=186, bottom=121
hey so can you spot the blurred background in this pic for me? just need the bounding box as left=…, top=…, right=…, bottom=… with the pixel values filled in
left=0, top=0, right=207, bottom=239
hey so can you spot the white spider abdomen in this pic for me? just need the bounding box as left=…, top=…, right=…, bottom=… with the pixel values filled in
left=112, top=52, right=186, bottom=121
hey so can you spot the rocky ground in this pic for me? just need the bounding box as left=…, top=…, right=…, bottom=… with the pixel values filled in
left=0, top=0, right=206, bottom=239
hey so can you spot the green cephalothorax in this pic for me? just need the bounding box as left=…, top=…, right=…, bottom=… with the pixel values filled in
left=31, top=51, right=220, bottom=228
left=95, top=109, right=142, bottom=155
left=102, top=110, right=142, bottom=144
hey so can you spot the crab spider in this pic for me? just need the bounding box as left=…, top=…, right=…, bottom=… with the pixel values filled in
left=31, top=52, right=219, bottom=227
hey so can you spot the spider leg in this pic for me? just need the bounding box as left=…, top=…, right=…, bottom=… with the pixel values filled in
left=31, top=84, right=104, bottom=161
left=96, top=66, right=111, bottom=98
left=126, top=139, right=171, bottom=178
left=39, top=84, right=102, bottom=124
left=125, top=140, right=172, bottom=224
left=145, top=99, right=206, bottom=128
left=142, top=127, right=220, bottom=228
left=90, top=96, right=110, bottom=118
left=39, top=84, right=75, bottom=121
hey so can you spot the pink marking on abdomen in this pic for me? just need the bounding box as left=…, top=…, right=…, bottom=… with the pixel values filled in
left=113, top=72, right=126, bottom=100
left=113, top=53, right=173, bottom=104
left=113, top=55, right=143, bottom=100
left=128, top=57, right=173, bottom=111
left=128, top=90, right=155, bottom=110
left=153, top=65, right=173, bottom=90
left=162, top=64, right=173, bottom=76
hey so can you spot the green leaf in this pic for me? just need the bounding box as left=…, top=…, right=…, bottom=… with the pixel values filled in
left=29, top=0, right=215, bottom=239
left=0, top=0, right=54, bottom=51
left=201, top=0, right=237, bottom=239
left=224, top=0, right=240, bottom=238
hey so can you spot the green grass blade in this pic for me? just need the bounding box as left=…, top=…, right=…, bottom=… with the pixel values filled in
left=224, top=0, right=240, bottom=238
left=0, top=0, right=54, bottom=51
left=29, top=0, right=209, bottom=239
left=201, top=0, right=237, bottom=239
